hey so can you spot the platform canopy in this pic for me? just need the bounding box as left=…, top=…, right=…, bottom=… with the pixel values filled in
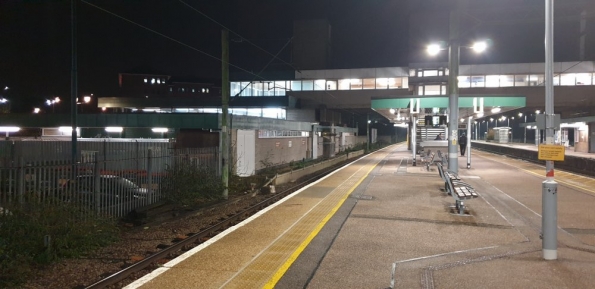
left=371, top=95, right=526, bottom=124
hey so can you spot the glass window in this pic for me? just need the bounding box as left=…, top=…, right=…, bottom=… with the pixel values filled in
left=252, top=82, right=265, bottom=96
left=326, top=80, right=337, bottom=90
left=314, top=79, right=326, bottom=91
left=402, top=77, right=409, bottom=89
left=486, top=75, right=499, bottom=87
left=409, top=69, right=416, bottom=77
left=500, top=75, right=514, bottom=87
left=514, top=75, right=529, bottom=87
left=363, top=78, right=375, bottom=89
left=424, top=85, right=441, bottom=95
left=350, top=79, right=363, bottom=89
left=417, top=86, right=423, bottom=95
left=576, top=73, right=591, bottom=85
left=387, top=78, right=403, bottom=89
left=376, top=78, right=388, bottom=89
left=231, top=82, right=241, bottom=96
left=458, top=76, right=471, bottom=88
left=274, top=81, right=287, bottom=96
left=528, top=75, right=544, bottom=86
left=423, top=70, right=438, bottom=77
left=553, top=75, right=560, bottom=86
left=240, top=82, right=251, bottom=96
left=290, top=80, right=301, bottom=91
left=302, top=80, right=314, bottom=91
left=338, top=79, right=351, bottom=90
left=471, top=76, right=485, bottom=87
left=560, top=74, right=575, bottom=86
left=441, top=86, right=446, bottom=95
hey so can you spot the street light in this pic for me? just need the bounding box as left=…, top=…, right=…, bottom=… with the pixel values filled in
left=427, top=38, right=489, bottom=173
left=46, top=96, right=61, bottom=113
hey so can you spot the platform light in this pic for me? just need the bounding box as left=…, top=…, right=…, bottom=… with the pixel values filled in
left=0, top=126, right=20, bottom=133
left=389, top=108, right=395, bottom=114
left=152, top=127, right=168, bottom=133
left=476, top=112, right=484, bottom=117
left=518, top=112, right=523, bottom=117
left=471, top=41, right=488, bottom=53
left=535, top=110, right=541, bottom=114
left=105, top=127, right=123, bottom=133
left=490, top=118, right=494, bottom=122
left=491, top=107, right=501, bottom=113
left=427, top=44, right=442, bottom=56
left=33, top=107, right=40, bottom=114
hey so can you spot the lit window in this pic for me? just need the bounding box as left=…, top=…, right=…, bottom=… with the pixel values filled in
left=192, top=89, right=195, bottom=93
left=423, top=70, right=438, bottom=77
left=314, top=80, right=326, bottom=91
left=387, top=78, right=403, bottom=89
left=500, top=75, right=514, bottom=87
left=290, top=81, right=302, bottom=91
left=528, top=75, right=544, bottom=86
left=376, top=78, right=388, bottom=89
left=144, top=78, right=148, bottom=83
left=206, top=88, right=209, bottom=93
left=350, top=79, right=363, bottom=89
left=576, top=73, right=591, bottom=85
left=458, top=76, right=471, bottom=88
left=162, top=78, right=166, bottom=83
left=471, top=76, right=485, bottom=87
left=169, top=87, right=173, bottom=92
left=326, top=80, right=337, bottom=90
left=363, top=78, right=375, bottom=89
left=182, top=88, right=185, bottom=92
left=560, top=73, right=575, bottom=86
left=514, top=75, right=529, bottom=87
left=338, top=79, right=351, bottom=90
left=424, top=85, right=441, bottom=95
left=486, top=75, right=499, bottom=87
left=302, top=80, right=314, bottom=91
left=157, top=79, right=161, bottom=84
left=151, top=78, right=155, bottom=84
left=202, top=88, right=206, bottom=93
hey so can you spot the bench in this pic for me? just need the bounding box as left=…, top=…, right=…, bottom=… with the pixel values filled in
left=437, top=150, right=448, bottom=166
left=436, top=162, right=479, bottom=215
left=421, top=150, right=437, bottom=171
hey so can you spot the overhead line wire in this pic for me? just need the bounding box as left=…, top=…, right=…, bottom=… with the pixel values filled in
left=81, top=0, right=267, bottom=81
left=177, top=0, right=301, bottom=72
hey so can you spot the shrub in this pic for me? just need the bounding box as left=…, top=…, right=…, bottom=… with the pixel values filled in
left=161, top=162, right=224, bottom=207
left=0, top=201, right=118, bottom=287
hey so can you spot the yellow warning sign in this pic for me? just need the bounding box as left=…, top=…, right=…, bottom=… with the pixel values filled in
left=538, top=144, right=565, bottom=161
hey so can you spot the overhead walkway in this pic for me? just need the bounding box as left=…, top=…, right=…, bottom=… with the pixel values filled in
left=125, top=143, right=595, bottom=289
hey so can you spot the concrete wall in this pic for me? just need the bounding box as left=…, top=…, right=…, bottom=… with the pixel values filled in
left=255, top=135, right=310, bottom=171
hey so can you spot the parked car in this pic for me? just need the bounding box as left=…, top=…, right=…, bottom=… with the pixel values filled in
left=62, top=175, right=148, bottom=206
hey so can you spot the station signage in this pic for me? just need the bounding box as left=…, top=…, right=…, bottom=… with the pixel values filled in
left=538, top=144, right=565, bottom=161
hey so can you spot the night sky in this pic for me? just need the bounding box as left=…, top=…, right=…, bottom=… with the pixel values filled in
left=0, top=0, right=593, bottom=113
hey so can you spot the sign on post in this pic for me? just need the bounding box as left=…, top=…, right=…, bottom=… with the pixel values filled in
left=538, top=144, right=565, bottom=161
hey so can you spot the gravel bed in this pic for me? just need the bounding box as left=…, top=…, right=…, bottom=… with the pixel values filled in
left=20, top=188, right=287, bottom=289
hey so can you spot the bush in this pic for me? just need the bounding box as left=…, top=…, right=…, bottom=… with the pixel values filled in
left=0, top=201, right=118, bottom=287
left=161, top=162, right=224, bottom=207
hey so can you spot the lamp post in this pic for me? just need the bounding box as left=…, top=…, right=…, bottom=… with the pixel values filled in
left=46, top=96, right=61, bottom=113
left=427, top=38, right=488, bottom=173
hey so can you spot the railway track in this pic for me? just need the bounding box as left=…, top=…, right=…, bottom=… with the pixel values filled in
left=83, top=161, right=345, bottom=289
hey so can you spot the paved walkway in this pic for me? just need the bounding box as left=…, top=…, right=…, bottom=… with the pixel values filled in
left=126, top=143, right=595, bottom=289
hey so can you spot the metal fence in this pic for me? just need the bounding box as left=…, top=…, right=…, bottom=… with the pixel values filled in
left=0, top=139, right=219, bottom=219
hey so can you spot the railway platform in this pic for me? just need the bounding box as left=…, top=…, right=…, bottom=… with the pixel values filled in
left=125, top=143, right=595, bottom=289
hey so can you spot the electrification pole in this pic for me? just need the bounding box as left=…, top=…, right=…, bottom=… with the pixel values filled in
left=71, top=0, right=78, bottom=175
left=221, top=29, right=230, bottom=199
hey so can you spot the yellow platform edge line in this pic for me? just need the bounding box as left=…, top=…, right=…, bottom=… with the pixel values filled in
left=474, top=151, right=595, bottom=196
left=262, top=159, right=380, bottom=289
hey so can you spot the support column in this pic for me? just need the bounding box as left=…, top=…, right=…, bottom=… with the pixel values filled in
left=543, top=0, right=557, bottom=260
left=448, top=7, right=460, bottom=173
left=466, top=117, right=472, bottom=169
left=221, top=29, right=230, bottom=200
left=412, top=116, right=417, bottom=166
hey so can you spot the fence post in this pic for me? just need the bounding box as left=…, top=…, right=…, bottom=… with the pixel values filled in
left=17, top=157, right=24, bottom=204
left=93, top=152, right=100, bottom=216
left=147, top=149, right=153, bottom=197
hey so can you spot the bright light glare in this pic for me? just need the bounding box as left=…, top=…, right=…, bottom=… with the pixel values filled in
left=491, top=107, right=501, bottom=113
left=476, top=112, right=484, bottom=117
left=427, top=44, right=441, bottom=56
left=105, top=127, right=123, bottom=133
left=152, top=127, right=168, bottom=133
left=393, top=123, right=408, bottom=128
left=0, top=98, right=7, bottom=103
left=472, top=41, right=488, bottom=53
left=389, top=108, right=395, bottom=114
left=33, top=108, right=40, bottom=114
left=0, top=126, right=20, bottom=132
left=83, top=96, right=91, bottom=103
